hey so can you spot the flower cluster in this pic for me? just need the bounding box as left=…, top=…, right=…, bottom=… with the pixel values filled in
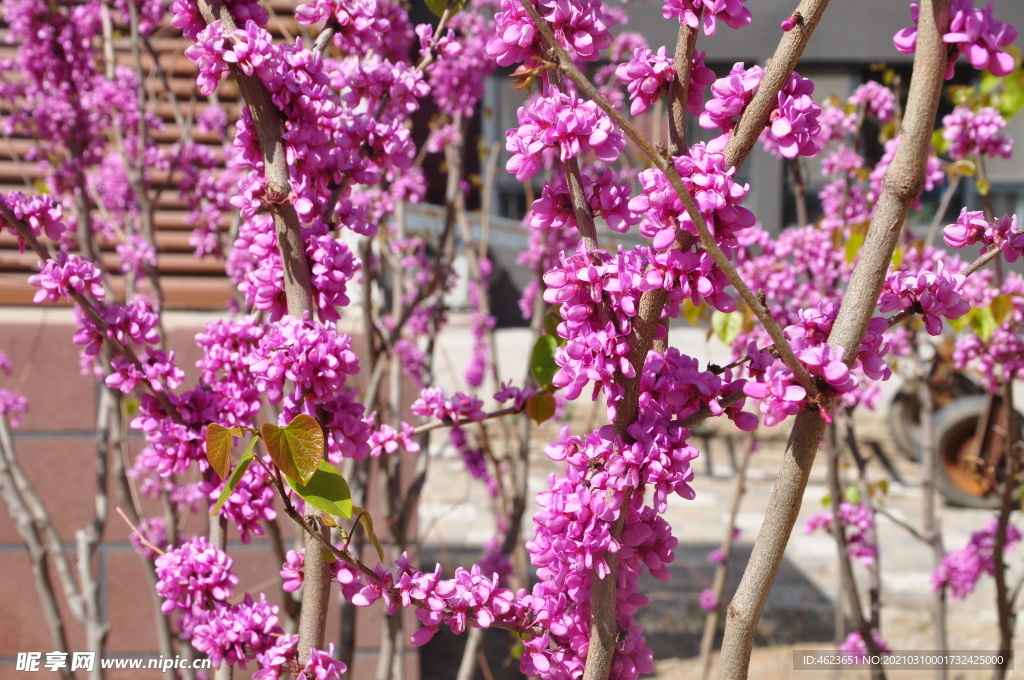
left=630, top=137, right=756, bottom=251
left=419, top=13, right=496, bottom=118
left=933, top=519, right=1023, bottom=600
left=838, top=630, right=891, bottom=663
left=247, top=317, right=370, bottom=461
left=700, top=65, right=821, bottom=159
left=511, top=344, right=751, bottom=677
left=28, top=253, right=105, bottom=304
left=349, top=555, right=520, bottom=647
left=615, top=46, right=676, bottom=116
left=531, top=166, right=638, bottom=234
left=155, top=537, right=303, bottom=671
left=662, top=0, right=752, bottom=36
left=487, top=0, right=613, bottom=67
left=698, top=589, right=718, bottom=612
left=894, top=0, right=1018, bottom=78
left=506, top=89, right=625, bottom=182
left=249, top=316, right=357, bottom=397
left=155, top=536, right=239, bottom=613
left=295, top=0, right=392, bottom=57
left=944, top=208, right=1024, bottom=263
left=942, top=106, right=1013, bottom=160
left=745, top=318, right=862, bottom=427
left=804, top=501, right=878, bottom=566
left=410, top=387, right=487, bottom=424
left=542, top=246, right=642, bottom=410
left=0, top=387, right=28, bottom=427
left=848, top=80, right=896, bottom=124
left=878, top=263, right=970, bottom=335
left=495, top=381, right=538, bottom=411
left=0, top=192, right=69, bottom=248
left=367, top=422, right=422, bottom=458
left=0, top=351, right=29, bottom=428
left=699, top=63, right=763, bottom=133
left=760, top=71, right=822, bottom=160
left=952, top=275, right=1024, bottom=390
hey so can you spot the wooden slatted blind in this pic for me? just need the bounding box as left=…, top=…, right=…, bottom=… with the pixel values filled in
left=0, top=1, right=303, bottom=309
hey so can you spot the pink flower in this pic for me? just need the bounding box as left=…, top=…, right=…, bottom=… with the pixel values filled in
left=698, top=588, right=718, bottom=612
left=506, top=89, right=625, bottom=181
left=895, top=0, right=1018, bottom=78
left=878, top=262, right=970, bottom=335
left=615, top=46, right=676, bottom=116
left=662, top=0, right=752, bottom=36
left=28, top=252, right=105, bottom=303
left=848, top=81, right=895, bottom=124
left=839, top=630, right=891, bottom=663
left=933, top=519, right=1022, bottom=599
left=942, top=106, right=1013, bottom=160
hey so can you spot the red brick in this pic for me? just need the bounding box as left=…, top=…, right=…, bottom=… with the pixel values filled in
left=0, top=436, right=97, bottom=544
left=0, top=322, right=96, bottom=432
left=0, top=550, right=87, bottom=656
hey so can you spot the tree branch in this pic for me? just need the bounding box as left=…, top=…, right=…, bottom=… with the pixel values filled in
left=716, top=2, right=952, bottom=676
left=519, top=0, right=818, bottom=400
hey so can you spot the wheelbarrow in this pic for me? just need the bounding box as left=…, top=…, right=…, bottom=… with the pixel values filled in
left=887, top=354, right=1021, bottom=509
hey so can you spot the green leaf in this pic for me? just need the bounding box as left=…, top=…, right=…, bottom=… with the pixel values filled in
left=890, top=247, right=904, bottom=269
left=976, top=176, right=991, bottom=197
left=970, top=305, right=998, bottom=341
left=950, top=159, right=977, bottom=177
left=682, top=299, right=702, bottom=325
left=992, top=294, right=1013, bottom=325
left=530, top=335, right=560, bottom=388
left=544, top=308, right=561, bottom=340
left=286, top=459, right=353, bottom=518
left=821, top=494, right=832, bottom=508
left=843, top=485, right=862, bottom=504
left=874, top=479, right=890, bottom=498
left=261, top=414, right=324, bottom=485
left=711, top=310, right=742, bottom=346
left=211, top=450, right=255, bottom=515
left=525, top=392, right=557, bottom=424
left=320, top=549, right=337, bottom=563
left=353, top=506, right=386, bottom=564
left=206, top=424, right=234, bottom=481
left=424, top=0, right=465, bottom=18
left=980, top=71, right=1003, bottom=95
left=949, top=309, right=971, bottom=333
left=1001, top=86, right=1024, bottom=119
left=878, top=120, right=897, bottom=143
left=124, top=397, right=141, bottom=416
left=845, top=231, right=865, bottom=264
left=932, top=129, right=951, bottom=156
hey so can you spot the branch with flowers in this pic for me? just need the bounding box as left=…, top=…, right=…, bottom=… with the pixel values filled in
left=2, top=0, right=1024, bottom=679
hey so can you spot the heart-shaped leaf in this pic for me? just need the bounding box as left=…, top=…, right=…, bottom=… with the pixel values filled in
left=711, top=310, right=742, bottom=346
left=353, top=506, right=385, bottom=564
left=531, top=335, right=559, bottom=388
left=211, top=450, right=255, bottom=516
left=206, top=424, right=234, bottom=481
left=261, top=414, right=324, bottom=485
left=526, top=392, right=557, bottom=424
left=286, top=459, right=353, bottom=518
